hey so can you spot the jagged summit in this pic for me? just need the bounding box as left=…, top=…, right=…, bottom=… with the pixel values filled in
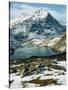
left=10, top=9, right=49, bottom=26
left=34, top=9, right=49, bottom=18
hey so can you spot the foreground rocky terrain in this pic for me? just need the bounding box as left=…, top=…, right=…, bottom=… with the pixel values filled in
left=9, top=52, right=66, bottom=88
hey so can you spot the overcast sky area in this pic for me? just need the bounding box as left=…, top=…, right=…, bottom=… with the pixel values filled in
left=9, top=2, right=66, bottom=25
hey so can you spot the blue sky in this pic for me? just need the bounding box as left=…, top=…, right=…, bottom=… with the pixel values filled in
left=9, top=2, right=66, bottom=25
left=9, top=2, right=66, bottom=11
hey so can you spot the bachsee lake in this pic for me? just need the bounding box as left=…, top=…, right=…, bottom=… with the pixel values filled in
left=10, top=46, right=59, bottom=60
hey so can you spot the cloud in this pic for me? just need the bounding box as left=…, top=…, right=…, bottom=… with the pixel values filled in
left=11, top=2, right=34, bottom=9
left=17, top=4, right=34, bottom=9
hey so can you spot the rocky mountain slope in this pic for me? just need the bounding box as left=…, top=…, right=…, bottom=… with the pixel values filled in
left=21, top=32, right=66, bottom=52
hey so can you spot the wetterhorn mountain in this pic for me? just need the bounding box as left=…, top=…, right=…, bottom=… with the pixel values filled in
left=10, top=9, right=66, bottom=56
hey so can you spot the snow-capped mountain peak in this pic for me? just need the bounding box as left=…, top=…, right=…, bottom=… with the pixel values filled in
left=33, top=9, right=49, bottom=19
left=10, top=9, right=66, bottom=55
left=10, top=9, right=49, bottom=26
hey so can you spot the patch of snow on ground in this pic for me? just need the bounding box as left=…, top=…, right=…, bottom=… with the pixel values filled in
left=52, top=61, right=66, bottom=68
left=10, top=73, right=22, bottom=88
left=56, top=74, right=66, bottom=85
